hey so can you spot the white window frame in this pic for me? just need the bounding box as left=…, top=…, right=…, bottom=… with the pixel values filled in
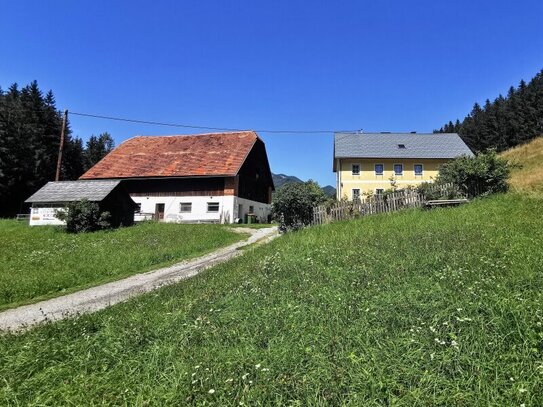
left=207, top=202, right=220, bottom=213
left=393, top=163, right=403, bottom=176
left=180, top=202, right=192, bottom=213
left=414, top=163, right=424, bottom=177
left=351, top=163, right=361, bottom=176
left=352, top=188, right=360, bottom=201
left=374, top=163, right=384, bottom=176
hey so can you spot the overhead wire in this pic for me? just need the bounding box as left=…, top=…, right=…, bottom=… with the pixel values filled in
left=69, top=111, right=357, bottom=134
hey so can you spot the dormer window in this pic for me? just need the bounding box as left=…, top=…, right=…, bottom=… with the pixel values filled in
left=398, top=144, right=406, bottom=149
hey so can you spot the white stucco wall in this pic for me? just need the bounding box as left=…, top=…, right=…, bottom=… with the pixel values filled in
left=132, top=195, right=271, bottom=224
left=235, top=197, right=271, bottom=223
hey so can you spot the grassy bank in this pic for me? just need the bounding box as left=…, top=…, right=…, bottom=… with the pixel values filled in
left=1, top=194, right=542, bottom=405
left=0, top=221, right=246, bottom=310
left=501, top=136, right=543, bottom=194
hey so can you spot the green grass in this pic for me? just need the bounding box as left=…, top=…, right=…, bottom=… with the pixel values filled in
left=1, top=194, right=542, bottom=405
left=0, top=221, right=246, bottom=310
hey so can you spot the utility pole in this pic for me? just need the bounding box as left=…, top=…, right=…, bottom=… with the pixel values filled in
left=55, top=109, right=68, bottom=181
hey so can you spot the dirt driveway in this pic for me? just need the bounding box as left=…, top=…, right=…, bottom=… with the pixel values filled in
left=0, top=226, right=278, bottom=333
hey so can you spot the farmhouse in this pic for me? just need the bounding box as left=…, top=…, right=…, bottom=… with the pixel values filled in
left=79, top=131, right=274, bottom=224
left=25, top=180, right=136, bottom=226
left=334, top=132, right=473, bottom=200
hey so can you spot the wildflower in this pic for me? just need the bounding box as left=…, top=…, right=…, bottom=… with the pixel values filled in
left=519, top=388, right=527, bottom=393
left=225, top=378, right=234, bottom=383
left=429, top=326, right=436, bottom=333
left=208, top=389, right=215, bottom=394
left=261, top=368, right=270, bottom=372
left=255, top=364, right=261, bottom=369
left=242, top=373, right=249, bottom=380
left=451, top=340, right=458, bottom=348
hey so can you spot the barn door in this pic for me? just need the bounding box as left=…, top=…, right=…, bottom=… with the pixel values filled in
left=155, top=203, right=165, bottom=221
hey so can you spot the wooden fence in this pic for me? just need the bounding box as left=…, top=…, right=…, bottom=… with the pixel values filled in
left=312, top=183, right=459, bottom=226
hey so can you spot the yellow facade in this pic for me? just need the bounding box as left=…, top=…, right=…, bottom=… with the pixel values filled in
left=336, top=158, right=450, bottom=200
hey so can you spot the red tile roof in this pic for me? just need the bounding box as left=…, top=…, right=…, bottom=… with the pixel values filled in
left=80, top=131, right=259, bottom=179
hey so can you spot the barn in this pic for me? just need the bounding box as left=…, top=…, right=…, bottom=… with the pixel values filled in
left=25, top=180, right=136, bottom=226
left=79, top=131, right=275, bottom=224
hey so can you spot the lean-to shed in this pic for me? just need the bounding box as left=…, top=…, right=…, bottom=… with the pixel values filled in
left=25, top=180, right=136, bottom=226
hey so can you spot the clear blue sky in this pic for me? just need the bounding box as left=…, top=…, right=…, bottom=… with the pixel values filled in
left=1, top=1, right=542, bottom=187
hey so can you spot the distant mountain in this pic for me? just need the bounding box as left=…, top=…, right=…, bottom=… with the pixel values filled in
left=322, top=185, right=336, bottom=197
left=272, top=172, right=336, bottom=198
left=272, top=173, right=303, bottom=189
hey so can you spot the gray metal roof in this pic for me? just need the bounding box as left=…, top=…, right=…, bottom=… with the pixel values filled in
left=334, top=132, right=473, bottom=159
left=25, top=180, right=122, bottom=203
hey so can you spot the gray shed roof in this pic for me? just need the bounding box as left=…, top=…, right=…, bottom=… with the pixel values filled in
left=25, top=180, right=122, bottom=203
left=334, top=132, right=473, bottom=161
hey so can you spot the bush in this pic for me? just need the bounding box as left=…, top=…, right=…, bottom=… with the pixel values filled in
left=437, top=150, right=511, bottom=196
left=272, top=181, right=328, bottom=229
left=56, top=200, right=111, bottom=233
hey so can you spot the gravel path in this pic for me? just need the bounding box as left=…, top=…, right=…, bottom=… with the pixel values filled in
left=0, top=226, right=278, bottom=333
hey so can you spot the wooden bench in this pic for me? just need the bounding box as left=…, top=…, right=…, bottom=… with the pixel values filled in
left=425, top=199, right=469, bottom=208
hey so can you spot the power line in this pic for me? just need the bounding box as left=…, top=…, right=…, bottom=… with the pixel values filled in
left=69, top=111, right=355, bottom=134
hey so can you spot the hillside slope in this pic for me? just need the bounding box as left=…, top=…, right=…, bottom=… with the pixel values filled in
left=501, top=136, right=543, bottom=193
left=1, top=194, right=542, bottom=405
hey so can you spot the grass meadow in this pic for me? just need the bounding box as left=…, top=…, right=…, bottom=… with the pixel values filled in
left=1, top=194, right=542, bottom=405
left=0, top=221, right=246, bottom=310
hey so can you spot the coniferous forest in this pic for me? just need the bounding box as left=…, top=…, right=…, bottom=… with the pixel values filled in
left=0, top=81, right=113, bottom=217
left=435, top=69, right=543, bottom=153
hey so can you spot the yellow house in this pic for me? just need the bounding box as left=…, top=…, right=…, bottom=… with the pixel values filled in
left=333, top=132, right=473, bottom=200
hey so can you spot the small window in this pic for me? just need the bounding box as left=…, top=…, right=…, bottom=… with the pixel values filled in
left=180, top=202, right=192, bottom=213
left=375, top=164, right=384, bottom=176
left=414, top=164, right=423, bottom=176
left=352, top=189, right=360, bottom=201
left=352, top=164, right=360, bottom=176
left=398, top=144, right=406, bottom=149
left=394, top=164, right=403, bottom=176
left=249, top=205, right=254, bottom=214
left=135, top=203, right=141, bottom=213
left=207, top=202, right=219, bottom=213
left=375, top=189, right=384, bottom=195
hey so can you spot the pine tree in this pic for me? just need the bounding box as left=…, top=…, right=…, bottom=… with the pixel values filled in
left=0, top=81, right=86, bottom=217
left=84, top=132, right=114, bottom=170
left=438, top=69, right=543, bottom=152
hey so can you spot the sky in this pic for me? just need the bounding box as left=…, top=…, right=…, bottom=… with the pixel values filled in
left=1, top=1, right=542, bottom=187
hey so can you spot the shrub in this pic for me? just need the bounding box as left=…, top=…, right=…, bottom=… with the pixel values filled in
left=272, top=180, right=328, bottom=229
left=437, top=150, right=511, bottom=196
left=56, top=200, right=111, bottom=233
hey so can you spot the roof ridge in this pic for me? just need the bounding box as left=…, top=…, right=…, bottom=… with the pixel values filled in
left=129, top=130, right=257, bottom=139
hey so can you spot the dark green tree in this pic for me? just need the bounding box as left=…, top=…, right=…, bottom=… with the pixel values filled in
left=271, top=180, right=328, bottom=228
left=84, top=132, right=114, bottom=170
left=436, top=69, right=543, bottom=153
left=0, top=81, right=84, bottom=217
